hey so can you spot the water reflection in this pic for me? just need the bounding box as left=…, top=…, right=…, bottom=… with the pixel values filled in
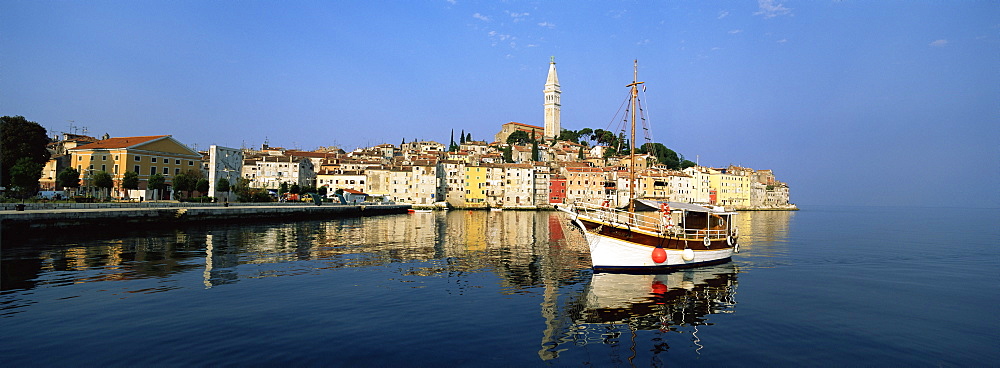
left=1, top=211, right=592, bottom=295
left=2, top=209, right=795, bottom=364
left=730, top=210, right=795, bottom=267
left=538, top=264, right=738, bottom=361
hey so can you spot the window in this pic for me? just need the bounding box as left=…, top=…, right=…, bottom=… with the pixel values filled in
left=134, top=165, right=140, bottom=173
left=175, top=168, right=180, bottom=175
left=175, top=159, right=180, bottom=165
left=163, top=168, right=169, bottom=175
left=151, top=157, right=157, bottom=163
left=101, top=164, right=106, bottom=172
left=114, top=165, right=119, bottom=174
left=102, top=155, right=107, bottom=161
left=150, top=167, right=157, bottom=175
left=135, top=156, right=141, bottom=161
left=189, top=161, right=194, bottom=166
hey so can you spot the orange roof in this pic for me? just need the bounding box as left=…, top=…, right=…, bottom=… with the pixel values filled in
left=504, top=121, right=543, bottom=129
left=68, top=135, right=169, bottom=150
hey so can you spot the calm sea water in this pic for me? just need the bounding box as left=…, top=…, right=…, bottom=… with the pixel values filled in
left=2, top=206, right=997, bottom=367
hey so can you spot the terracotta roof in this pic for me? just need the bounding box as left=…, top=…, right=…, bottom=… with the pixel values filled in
left=504, top=121, right=543, bottom=129
left=68, top=135, right=169, bottom=150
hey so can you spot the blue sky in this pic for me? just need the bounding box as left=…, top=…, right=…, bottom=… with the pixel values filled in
left=3, top=1, right=998, bottom=207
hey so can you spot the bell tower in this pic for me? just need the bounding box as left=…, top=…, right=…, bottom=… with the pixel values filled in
left=543, top=56, right=561, bottom=141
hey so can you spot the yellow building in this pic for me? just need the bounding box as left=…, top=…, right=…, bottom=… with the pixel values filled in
left=708, top=167, right=751, bottom=208
left=464, top=165, right=487, bottom=206
left=67, top=135, right=202, bottom=199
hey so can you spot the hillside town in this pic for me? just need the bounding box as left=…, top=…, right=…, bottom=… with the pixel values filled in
left=10, top=59, right=795, bottom=211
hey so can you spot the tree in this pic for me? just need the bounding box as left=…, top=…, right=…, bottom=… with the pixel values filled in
left=196, top=178, right=209, bottom=194
left=558, top=129, right=580, bottom=143
left=578, top=146, right=585, bottom=160
left=279, top=182, right=289, bottom=195
left=317, top=186, right=328, bottom=196
left=502, top=145, right=513, bottom=163
left=1, top=116, right=51, bottom=189
left=121, top=171, right=139, bottom=199
left=216, top=177, right=231, bottom=193
left=172, top=171, right=197, bottom=198
left=148, top=173, right=166, bottom=200
left=466, top=132, right=472, bottom=143
left=9, top=157, right=43, bottom=199
left=92, top=171, right=113, bottom=200
left=448, top=129, right=459, bottom=152
left=531, top=141, right=540, bottom=162
left=506, top=130, right=530, bottom=145
left=290, top=183, right=300, bottom=195
left=58, top=167, right=82, bottom=191
left=578, top=128, right=593, bottom=145
left=460, top=129, right=466, bottom=144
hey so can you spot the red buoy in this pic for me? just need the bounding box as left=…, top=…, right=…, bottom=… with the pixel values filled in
left=651, top=247, right=667, bottom=263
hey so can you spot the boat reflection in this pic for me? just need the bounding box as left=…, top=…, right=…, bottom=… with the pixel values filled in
left=541, top=264, right=738, bottom=360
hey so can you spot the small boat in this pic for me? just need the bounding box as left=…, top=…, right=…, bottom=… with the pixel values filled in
left=490, top=207, right=503, bottom=212
left=558, top=60, right=739, bottom=272
left=412, top=209, right=433, bottom=213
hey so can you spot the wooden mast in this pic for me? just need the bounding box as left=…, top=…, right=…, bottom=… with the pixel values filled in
left=626, top=60, right=644, bottom=214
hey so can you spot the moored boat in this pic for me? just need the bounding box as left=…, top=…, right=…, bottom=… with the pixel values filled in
left=559, top=200, right=738, bottom=272
left=558, top=60, right=739, bottom=272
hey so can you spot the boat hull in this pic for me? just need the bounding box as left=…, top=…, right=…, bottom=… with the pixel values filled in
left=574, top=217, right=735, bottom=272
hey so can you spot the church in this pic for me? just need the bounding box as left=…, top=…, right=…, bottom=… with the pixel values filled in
left=494, top=57, right=561, bottom=143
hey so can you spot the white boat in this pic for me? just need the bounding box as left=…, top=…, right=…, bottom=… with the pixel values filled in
left=558, top=61, right=739, bottom=272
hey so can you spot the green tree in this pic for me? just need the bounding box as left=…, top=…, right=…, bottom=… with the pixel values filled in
left=578, top=146, right=585, bottom=160
left=58, top=167, right=82, bottom=190
left=91, top=171, right=113, bottom=200
left=121, top=170, right=139, bottom=199
left=506, top=130, right=531, bottom=145
left=0, top=116, right=51, bottom=189
left=279, top=182, right=289, bottom=195
left=9, top=157, right=43, bottom=199
left=216, top=177, right=231, bottom=193
left=290, top=183, right=300, bottom=195
left=122, top=171, right=139, bottom=190
left=172, top=171, right=197, bottom=198
left=148, top=173, right=166, bottom=200
left=466, top=132, right=472, bottom=143
left=558, top=129, right=580, bottom=143
left=578, top=128, right=593, bottom=145
left=531, top=140, right=540, bottom=162
left=196, top=178, right=209, bottom=194
left=460, top=129, right=466, bottom=144
left=502, top=145, right=513, bottom=163
left=317, top=186, right=328, bottom=196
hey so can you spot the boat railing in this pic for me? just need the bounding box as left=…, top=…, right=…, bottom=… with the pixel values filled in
left=572, top=201, right=729, bottom=239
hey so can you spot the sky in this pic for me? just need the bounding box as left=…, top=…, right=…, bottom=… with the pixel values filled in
left=2, top=0, right=998, bottom=208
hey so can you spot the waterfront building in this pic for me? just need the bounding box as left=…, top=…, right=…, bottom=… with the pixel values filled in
left=317, top=169, right=366, bottom=194
left=67, top=135, right=202, bottom=199
left=464, top=165, right=488, bottom=207
left=242, top=155, right=316, bottom=190
left=440, top=160, right=466, bottom=207
left=562, top=166, right=606, bottom=205
left=387, top=164, right=439, bottom=205
left=683, top=166, right=713, bottom=204
left=207, top=145, right=243, bottom=200
left=549, top=174, right=567, bottom=204
left=707, top=166, right=750, bottom=208
left=483, top=164, right=505, bottom=206
left=532, top=163, right=551, bottom=207
left=503, top=163, right=535, bottom=207
left=543, top=57, right=561, bottom=140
